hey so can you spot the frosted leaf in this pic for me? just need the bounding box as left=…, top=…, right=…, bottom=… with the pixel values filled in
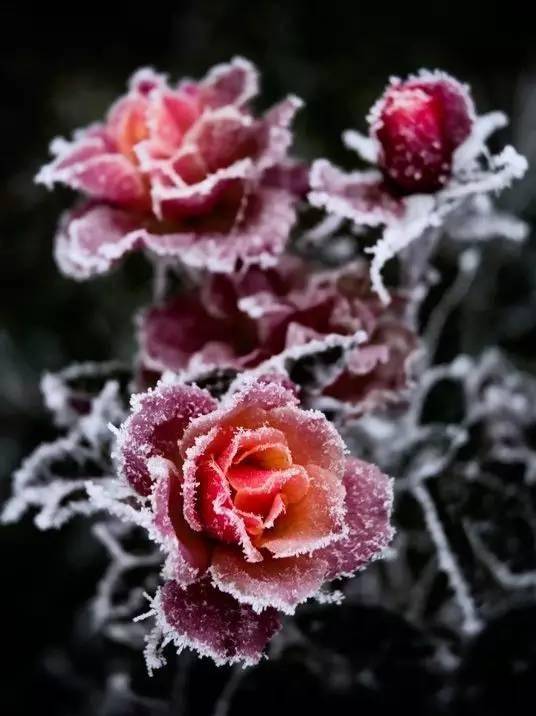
left=342, top=129, right=380, bottom=164
left=365, top=195, right=438, bottom=303
left=446, top=195, right=528, bottom=243
left=40, top=360, right=129, bottom=429
left=342, top=337, right=536, bottom=636
left=91, top=521, right=162, bottom=640
left=2, top=377, right=126, bottom=529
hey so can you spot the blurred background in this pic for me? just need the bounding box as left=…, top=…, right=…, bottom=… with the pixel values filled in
left=1, top=2, right=536, bottom=713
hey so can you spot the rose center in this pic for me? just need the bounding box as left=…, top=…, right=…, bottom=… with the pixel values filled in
left=198, top=426, right=310, bottom=545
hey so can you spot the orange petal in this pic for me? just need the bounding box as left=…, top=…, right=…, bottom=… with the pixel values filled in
left=210, top=545, right=328, bottom=614
left=256, top=464, right=346, bottom=558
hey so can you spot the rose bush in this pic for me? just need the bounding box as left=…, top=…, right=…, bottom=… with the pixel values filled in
left=36, top=58, right=304, bottom=278
left=116, top=374, right=394, bottom=664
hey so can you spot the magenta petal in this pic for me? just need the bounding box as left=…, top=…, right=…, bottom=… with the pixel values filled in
left=65, top=154, right=146, bottom=207
left=200, top=57, right=259, bottom=109
left=258, top=96, right=303, bottom=173
left=143, top=187, right=297, bottom=273
left=117, top=382, right=217, bottom=496
left=36, top=134, right=146, bottom=208
left=159, top=579, right=280, bottom=666
left=139, top=294, right=232, bottom=373
left=54, top=204, right=144, bottom=279
left=318, top=457, right=394, bottom=580
left=263, top=160, right=310, bottom=197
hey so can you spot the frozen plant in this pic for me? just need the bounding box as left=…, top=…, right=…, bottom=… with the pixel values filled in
left=309, top=70, right=528, bottom=301
left=2, top=58, right=531, bottom=680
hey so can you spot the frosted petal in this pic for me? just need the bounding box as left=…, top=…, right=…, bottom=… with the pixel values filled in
left=318, top=457, right=394, bottom=579
left=116, top=382, right=217, bottom=496
left=210, top=547, right=328, bottom=614
left=157, top=579, right=280, bottom=666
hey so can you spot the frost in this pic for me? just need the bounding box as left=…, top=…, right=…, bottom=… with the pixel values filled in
left=343, top=342, right=536, bottom=636
left=5, top=60, right=534, bottom=685
left=92, top=521, right=162, bottom=645
left=309, top=76, right=528, bottom=302
left=2, top=375, right=126, bottom=529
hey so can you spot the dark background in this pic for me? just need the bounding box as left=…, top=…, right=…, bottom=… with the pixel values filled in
left=2, top=2, right=536, bottom=714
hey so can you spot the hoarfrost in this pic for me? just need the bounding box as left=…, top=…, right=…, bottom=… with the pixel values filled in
left=309, top=92, right=528, bottom=302
left=2, top=375, right=126, bottom=529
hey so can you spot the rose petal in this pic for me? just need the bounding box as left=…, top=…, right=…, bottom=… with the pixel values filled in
left=180, top=376, right=299, bottom=460
left=149, top=456, right=212, bottom=584
left=159, top=579, right=280, bottom=666
left=200, top=57, right=259, bottom=109
left=144, top=186, right=296, bottom=273
left=257, top=95, right=303, bottom=173
left=55, top=187, right=296, bottom=279
left=188, top=107, right=259, bottom=173
left=117, top=382, right=217, bottom=496
left=265, top=404, right=346, bottom=475
left=54, top=203, right=144, bottom=279
left=36, top=133, right=147, bottom=208
left=195, top=456, right=262, bottom=562
left=210, top=547, right=328, bottom=614
left=139, top=294, right=234, bottom=373
left=323, top=323, right=417, bottom=414
left=216, top=426, right=291, bottom=473
left=263, top=160, right=310, bottom=197
left=317, top=457, right=394, bottom=579
left=256, top=463, right=345, bottom=558
left=146, top=89, right=202, bottom=156
left=230, top=464, right=309, bottom=516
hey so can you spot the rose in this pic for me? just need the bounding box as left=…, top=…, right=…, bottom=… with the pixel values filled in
left=116, top=375, right=394, bottom=665
left=309, top=71, right=475, bottom=227
left=138, top=258, right=417, bottom=417
left=36, top=58, right=305, bottom=279
left=372, top=73, right=473, bottom=194
left=309, top=71, right=476, bottom=226
left=308, top=70, right=527, bottom=302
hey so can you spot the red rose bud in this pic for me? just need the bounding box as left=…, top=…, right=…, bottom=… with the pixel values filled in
left=372, top=73, right=474, bottom=194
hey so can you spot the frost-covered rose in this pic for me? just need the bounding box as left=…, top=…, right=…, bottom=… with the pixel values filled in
left=116, top=375, right=393, bottom=664
left=138, top=258, right=417, bottom=416
left=373, top=73, right=473, bottom=194
left=309, top=70, right=527, bottom=302
left=36, top=58, right=304, bottom=278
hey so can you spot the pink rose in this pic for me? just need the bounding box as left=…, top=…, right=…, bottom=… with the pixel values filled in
left=37, top=58, right=304, bottom=278
left=116, top=375, right=394, bottom=664
left=138, top=258, right=417, bottom=416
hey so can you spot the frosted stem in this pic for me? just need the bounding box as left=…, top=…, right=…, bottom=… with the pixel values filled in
left=412, top=481, right=482, bottom=635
